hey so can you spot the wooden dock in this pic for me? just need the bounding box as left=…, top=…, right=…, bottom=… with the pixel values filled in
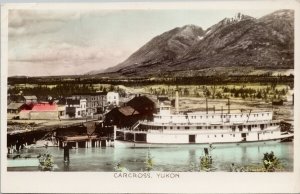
left=7, top=119, right=102, bottom=135
left=7, top=119, right=114, bottom=152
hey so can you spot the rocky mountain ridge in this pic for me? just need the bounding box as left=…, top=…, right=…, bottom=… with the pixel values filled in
left=101, top=9, right=294, bottom=77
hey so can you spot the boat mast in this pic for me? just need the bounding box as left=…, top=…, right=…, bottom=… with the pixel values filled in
left=221, top=106, right=223, bottom=122
left=246, top=109, right=252, bottom=123
left=206, top=98, right=208, bottom=114
left=175, top=90, right=179, bottom=114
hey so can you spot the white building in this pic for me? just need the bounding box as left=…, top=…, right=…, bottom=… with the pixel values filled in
left=65, top=99, right=87, bottom=118
left=23, top=95, right=37, bottom=104
left=107, top=92, right=119, bottom=106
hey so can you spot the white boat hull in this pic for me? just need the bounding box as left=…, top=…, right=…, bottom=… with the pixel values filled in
left=114, top=138, right=287, bottom=148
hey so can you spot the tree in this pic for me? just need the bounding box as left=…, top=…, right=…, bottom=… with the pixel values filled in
left=183, top=88, right=189, bottom=96
left=216, top=92, right=222, bottom=99
left=109, top=85, right=115, bottom=91
left=256, top=91, right=262, bottom=99
left=204, top=89, right=211, bottom=97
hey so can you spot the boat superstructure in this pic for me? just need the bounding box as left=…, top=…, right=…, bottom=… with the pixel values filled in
left=114, top=92, right=293, bottom=148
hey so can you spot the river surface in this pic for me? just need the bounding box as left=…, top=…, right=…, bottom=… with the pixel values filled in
left=8, top=142, right=293, bottom=172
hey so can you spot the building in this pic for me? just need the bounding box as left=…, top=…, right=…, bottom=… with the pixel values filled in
left=23, top=96, right=37, bottom=104
left=72, top=92, right=107, bottom=115
left=19, top=102, right=59, bottom=120
left=104, top=106, right=140, bottom=127
left=7, top=102, right=24, bottom=114
left=104, top=95, right=156, bottom=127
left=107, top=92, right=119, bottom=106
left=126, top=95, right=156, bottom=120
left=58, top=105, right=66, bottom=119
left=65, top=99, right=87, bottom=118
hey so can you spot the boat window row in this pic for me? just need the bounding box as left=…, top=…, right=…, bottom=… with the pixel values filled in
left=157, top=113, right=271, bottom=120
left=252, top=113, right=270, bottom=117
left=139, top=122, right=278, bottom=131
left=207, top=133, right=251, bottom=138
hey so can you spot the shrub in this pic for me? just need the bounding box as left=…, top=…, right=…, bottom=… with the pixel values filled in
left=263, top=151, right=281, bottom=172
left=145, top=151, right=154, bottom=171
left=38, top=153, right=54, bottom=171
left=200, top=155, right=213, bottom=171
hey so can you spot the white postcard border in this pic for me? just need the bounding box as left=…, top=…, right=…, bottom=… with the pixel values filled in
left=1, top=1, right=300, bottom=193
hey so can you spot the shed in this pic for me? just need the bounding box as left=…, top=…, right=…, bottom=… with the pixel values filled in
left=23, top=96, right=37, bottom=104
left=7, top=103, right=24, bottom=114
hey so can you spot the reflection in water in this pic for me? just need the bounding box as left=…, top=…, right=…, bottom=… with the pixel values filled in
left=63, top=161, right=70, bottom=171
left=8, top=142, right=293, bottom=172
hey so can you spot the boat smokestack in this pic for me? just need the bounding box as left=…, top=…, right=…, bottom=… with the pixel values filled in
left=175, top=90, right=179, bottom=114
left=206, top=98, right=208, bottom=114
left=228, top=98, right=230, bottom=114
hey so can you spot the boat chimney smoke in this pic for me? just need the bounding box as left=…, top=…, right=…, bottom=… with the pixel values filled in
left=175, top=90, right=179, bottom=114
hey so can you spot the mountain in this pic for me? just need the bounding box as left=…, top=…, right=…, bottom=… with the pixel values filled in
left=104, top=25, right=204, bottom=74
left=102, top=10, right=294, bottom=77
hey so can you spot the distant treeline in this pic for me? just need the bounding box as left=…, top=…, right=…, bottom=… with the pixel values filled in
left=8, top=74, right=294, bottom=87
left=147, top=85, right=290, bottom=101
left=8, top=84, right=126, bottom=101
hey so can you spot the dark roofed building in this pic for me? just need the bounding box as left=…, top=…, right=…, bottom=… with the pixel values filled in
left=118, top=106, right=140, bottom=116
left=104, top=106, right=140, bottom=127
left=126, top=95, right=156, bottom=120
left=104, top=95, right=156, bottom=127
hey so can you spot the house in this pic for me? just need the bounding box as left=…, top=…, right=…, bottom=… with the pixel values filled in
left=19, top=102, right=59, bottom=120
left=23, top=96, right=37, bottom=104
left=104, top=95, right=156, bottom=127
left=126, top=95, right=156, bottom=120
left=7, top=102, right=24, bottom=114
left=58, top=105, right=66, bottom=118
left=65, top=99, right=87, bottom=118
left=104, top=106, right=140, bottom=127
left=72, top=92, right=107, bottom=115
left=107, top=92, right=119, bottom=106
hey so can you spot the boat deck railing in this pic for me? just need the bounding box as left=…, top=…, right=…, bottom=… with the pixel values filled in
left=139, top=119, right=281, bottom=126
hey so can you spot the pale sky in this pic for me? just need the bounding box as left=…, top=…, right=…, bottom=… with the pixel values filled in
left=8, top=9, right=278, bottom=76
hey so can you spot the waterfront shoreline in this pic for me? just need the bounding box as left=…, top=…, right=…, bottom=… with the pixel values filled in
left=7, top=142, right=293, bottom=172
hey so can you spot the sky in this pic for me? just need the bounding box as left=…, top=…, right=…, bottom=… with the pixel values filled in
left=8, top=9, right=278, bottom=76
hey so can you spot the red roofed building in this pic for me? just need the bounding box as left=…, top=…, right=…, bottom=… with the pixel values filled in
left=32, top=103, right=58, bottom=111
left=19, top=102, right=60, bottom=120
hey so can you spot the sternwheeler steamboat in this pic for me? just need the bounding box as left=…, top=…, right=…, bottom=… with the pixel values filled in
left=114, top=92, right=293, bottom=148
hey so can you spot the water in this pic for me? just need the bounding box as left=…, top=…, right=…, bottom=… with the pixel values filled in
left=8, top=142, right=293, bottom=172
